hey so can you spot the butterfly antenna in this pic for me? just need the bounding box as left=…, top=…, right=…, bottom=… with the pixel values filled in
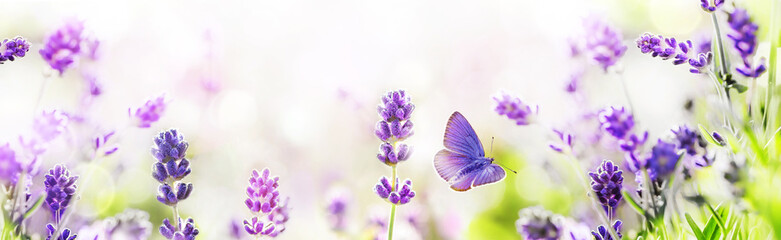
left=494, top=161, right=517, bottom=174
left=490, top=137, right=495, bottom=157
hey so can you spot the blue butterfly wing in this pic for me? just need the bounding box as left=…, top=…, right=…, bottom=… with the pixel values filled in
left=443, top=112, right=485, bottom=157
left=434, top=149, right=471, bottom=182
left=472, top=164, right=506, bottom=187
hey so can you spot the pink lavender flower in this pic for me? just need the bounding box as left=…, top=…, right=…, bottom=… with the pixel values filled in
left=39, top=20, right=86, bottom=75
left=44, top=164, right=78, bottom=224
left=374, top=177, right=416, bottom=205
left=700, top=0, right=724, bottom=12
left=375, top=90, right=415, bottom=166
left=515, top=206, right=562, bottom=240
left=130, top=94, right=168, bottom=128
left=493, top=91, right=538, bottom=126
left=636, top=33, right=711, bottom=74
left=33, top=110, right=69, bottom=142
left=159, top=218, right=198, bottom=240
left=0, top=36, right=30, bottom=63
left=581, top=17, right=627, bottom=71
left=727, top=8, right=766, bottom=78
left=591, top=221, right=622, bottom=240
left=589, top=160, right=623, bottom=215
left=244, top=168, right=282, bottom=237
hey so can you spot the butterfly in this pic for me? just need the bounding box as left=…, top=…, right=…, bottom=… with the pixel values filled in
left=434, top=111, right=515, bottom=192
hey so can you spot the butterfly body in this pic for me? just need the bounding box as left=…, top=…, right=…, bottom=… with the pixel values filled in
left=434, top=112, right=506, bottom=192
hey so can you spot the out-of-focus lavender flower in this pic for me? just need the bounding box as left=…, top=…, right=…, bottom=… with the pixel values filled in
left=728, top=8, right=766, bottom=78
left=94, top=131, right=119, bottom=157
left=84, top=74, right=103, bottom=97
left=712, top=131, right=725, bottom=146
left=589, top=160, right=623, bottom=212
left=591, top=221, right=622, bottom=240
left=375, top=90, right=415, bottom=166
left=645, top=140, right=681, bottom=181
left=636, top=33, right=711, bottom=74
left=229, top=219, right=243, bottom=239
left=671, top=126, right=706, bottom=156
left=130, top=94, right=168, bottom=128
left=267, top=196, right=290, bottom=237
left=0, top=36, right=30, bottom=63
left=46, top=224, right=77, bottom=240
left=244, top=217, right=275, bottom=236
left=565, top=70, right=583, bottom=94
left=580, top=17, right=627, bottom=71
left=39, top=20, right=86, bottom=75
left=151, top=129, right=188, bottom=163
left=549, top=129, right=574, bottom=153
left=44, top=164, right=78, bottom=224
left=78, top=209, right=153, bottom=240
left=515, top=206, right=562, bottom=240
left=700, top=0, right=724, bottom=12
left=326, top=190, right=350, bottom=231
left=159, top=218, right=199, bottom=240
left=598, top=106, right=634, bottom=139
left=34, top=110, right=69, bottom=142
left=493, top=91, right=538, bottom=126
left=0, top=143, right=21, bottom=182
left=695, top=34, right=712, bottom=54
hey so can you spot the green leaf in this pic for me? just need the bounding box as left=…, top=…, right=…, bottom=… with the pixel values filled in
left=698, top=124, right=723, bottom=147
left=686, top=213, right=707, bottom=240
left=706, top=203, right=727, bottom=233
left=22, top=195, right=44, bottom=220
left=622, top=190, right=645, bottom=216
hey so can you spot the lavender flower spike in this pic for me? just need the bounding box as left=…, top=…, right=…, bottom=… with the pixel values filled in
left=635, top=33, right=710, bottom=74
left=515, top=206, right=562, bottom=240
left=589, top=160, right=623, bottom=216
left=645, top=140, right=681, bottom=181
left=598, top=106, right=634, bottom=139
left=592, top=221, right=623, bottom=240
left=33, top=110, right=69, bottom=143
left=0, top=144, right=21, bottom=183
left=581, top=17, right=627, bottom=71
left=267, top=196, right=291, bottom=237
left=0, top=36, right=31, bottom=64
left=159, top=218, right=199, bottom=240
left=374, top=177, right=416, bottom=205
left=131, top=94, right=169, bottom=128
left=375, top=90, right=415, bottom=166
left=728, top=8, right=766, bottom=78
left=244, top=168, right=287, bottom=238
left=151, top=129, right=189, bottom=163
left=46, top=224, right=76, bottom=240
left=493, top=91, right=538, bottom=126
left=44, top=164, right=78, bottom=224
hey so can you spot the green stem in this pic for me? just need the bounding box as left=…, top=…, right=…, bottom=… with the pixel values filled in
left=387, top=166, right=397, bottom=240
left=173, top=205, right=181, bottom=231
left=711, top=12, right=730, bottom=77
left=765, top=0, right=780, bottom=137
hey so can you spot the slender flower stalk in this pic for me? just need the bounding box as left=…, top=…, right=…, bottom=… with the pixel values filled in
left=373, top=90, right=416, bottom=240
left=151, top=129, right=198, bottom=239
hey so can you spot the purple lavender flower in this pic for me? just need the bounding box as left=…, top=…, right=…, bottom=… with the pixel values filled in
left=46, top=224, right=77, bottom=240
left=0, top=36, right=30, bottom=63
left=727, top=8, right=766, bottom=78
left=244, top=168, right=286, bottom=238
left=374, top=177, right=416, bottom=205
left=581, top=17, right=627, bottom=71
left=375, top=90, right=415, bottom=166
left=44, top=164, right=78, bottom=224
left=515, top=206, right=562, bottom=240
left=636, top=33, right=710, bottom=74
left=645, top=140, right=681, bottom=180
left=159, top=218, right=199, bottom=240
left=151, top=129, right=188, bottom=163
left=598, top=106, right=634, bottom=139
left=591, top=221, right=623, bottom=240
left=33, top=110, right=69, bottom=142
left=549, top=129, right=574, bottom=153
left=156, top=182, right=193, bottom=206
left=700, top=0, right=724, bottom=12
left=493, top=91, right=538, bottom=126
left=589, top=160, right=624, bottom=210
left=93, top=131, right=119, bottom=157
left=39, top=20, right=85, bottom=75
left=0, top=143, right=21, bottom=182
left=130, top=94, right=168, bottom=128
left=267, top=196, right=290, bottom=237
